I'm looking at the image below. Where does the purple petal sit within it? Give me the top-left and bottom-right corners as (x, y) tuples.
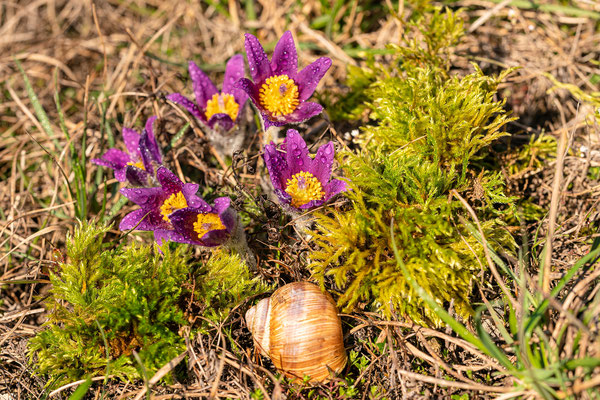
(297, 198), (324, 210)
(260, 102), (324, 127)
(154, 229), (193, 246)
(119, 208), (148, 230)
(189, 61), (218, 109)
(271, 31), (298, 78)
(234, 78), (261, 110)
(212, 197), (236, 236)
(207, 114), (235, 131)
(310, 142), (335, 184)
(156, 167), (183, 195)
(125, 166), (151, 187)
(139, 122), (162, 175)
(296, 57), (332, 101)
(262, 114), (287, 129)
(93, 149), (130, 169)
(153, 229), (174, 246)
(120, 187), (164, 208)
(200, 224), (232, 246)
(273, 188), (292, 206)
(167, 93), (205, 120)
(122, 128), (141, 156)
(233, 91), (249, 116)
(284, 129), (311, 176)
(232, 90), (249, 115)
(222, 54), (245, 93)
(263, 142), (289, 191)
(213, 197), (231, 215)
(244, 33), (272, 82)
(282, 101), (323, 124)
(144, 116), (162, 164)
(323, 179), (348, 201)
(119, 208), (167, 231)
(222, 55), (249, 111)
(114, 167), (127, 183)
(182, 183), (209, 209)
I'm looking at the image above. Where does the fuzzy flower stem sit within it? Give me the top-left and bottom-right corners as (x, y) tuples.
(223, 217), (257, 271)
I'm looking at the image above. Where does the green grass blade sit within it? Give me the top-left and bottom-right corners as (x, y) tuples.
(390, 220), (515, 371)
(67, 377), (93, 400)
(482, 0), (600, 20)
(14, 59), (59, 148)
(164, 122), (189, 153)
(474, 306), (517, 370)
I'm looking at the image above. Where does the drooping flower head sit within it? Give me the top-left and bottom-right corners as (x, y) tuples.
(92, 116), (162, 187)
(167, 55), (248, 131)
(263, 129), (348, 210)
(159, 198), (237, 247)
(235, 31), (332, 128)
(119, 166), (235, 247)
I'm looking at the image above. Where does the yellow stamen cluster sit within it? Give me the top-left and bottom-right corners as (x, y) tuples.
(284, 171), (325, 208)
(160, 192), (188, 222)
(127, 161), (145, 170)
(259, 75), (299, 116)
(205, 93), (239, 121)
(193, 213), (226, 239)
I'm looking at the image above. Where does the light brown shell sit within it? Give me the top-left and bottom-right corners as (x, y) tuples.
(245, 282), (347, 383)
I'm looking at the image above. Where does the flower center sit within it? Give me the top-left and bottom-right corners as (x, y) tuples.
(127, 161), (145, 170)
(205, 93), (239, 121)
(259, 75), (300, 116)
(193, 213), (226, 239)
(160, 192), (188, 222)
(284, 171), (325, 208)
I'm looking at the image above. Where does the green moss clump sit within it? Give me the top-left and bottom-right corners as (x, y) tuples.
(310, 7), (515, 326)
(194, 249), (272, 327)
(29, 222), (266, 387)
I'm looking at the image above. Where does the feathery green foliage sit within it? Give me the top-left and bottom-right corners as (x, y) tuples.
(310, 7), (515, 326)
(194, 249), (272, 327)
(29, 221), (267, 387)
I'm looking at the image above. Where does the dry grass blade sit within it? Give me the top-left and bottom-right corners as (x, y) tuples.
(542, 101), (575, 294)
(451, 190), (519, 309)
(48, 376), (112, 397)
(132, 351), (188, 400)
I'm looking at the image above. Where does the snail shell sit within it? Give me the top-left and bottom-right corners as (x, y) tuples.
(245, 282), (347, 383)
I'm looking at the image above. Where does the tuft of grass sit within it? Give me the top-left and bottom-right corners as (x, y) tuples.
(391, 193), (600, 399)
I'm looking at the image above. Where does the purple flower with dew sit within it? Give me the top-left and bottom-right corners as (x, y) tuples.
(119, 166), (205, 242)
(167, 55), (248, 131)
(235, 31), (332, 128)
(263, 129), (348, 210)
(157, 197), (237, 247)
(92, 116), (162, 187)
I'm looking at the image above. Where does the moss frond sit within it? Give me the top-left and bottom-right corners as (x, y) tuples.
(309, 7), (516, 327)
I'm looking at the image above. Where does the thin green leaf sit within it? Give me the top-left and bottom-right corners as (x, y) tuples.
(14, 59), (59, 148)
(67, 377), (93, 400)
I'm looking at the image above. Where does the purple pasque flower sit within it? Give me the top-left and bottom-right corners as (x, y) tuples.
(156, 197), (237, 247)
(119, 166), (205, 242)
(263, 129), (348, 210)
(92, 116), (162, 187)
(167, 55), (248, 131)
(235, 31), (332, 128)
